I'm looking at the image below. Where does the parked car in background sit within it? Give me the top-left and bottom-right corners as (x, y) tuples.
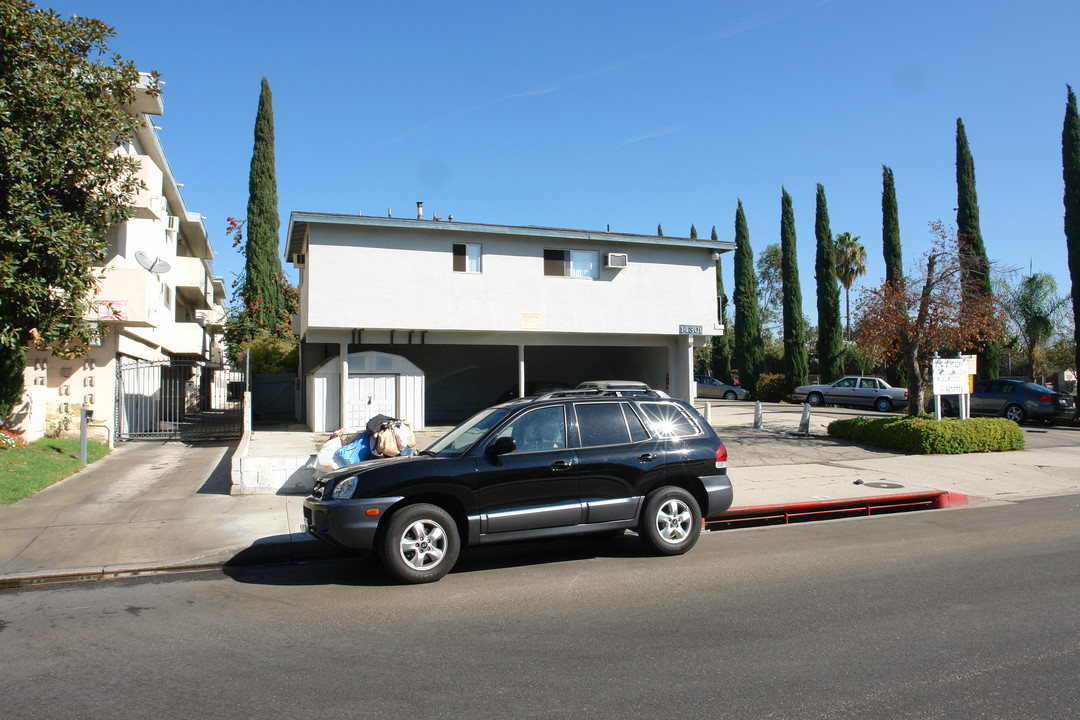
(575, 380), (669, 397)
(793, 376), (909, 412)
(694, 374), (750, 401)
(303, 390), (732, 583)
(943, 379), (1077, 424)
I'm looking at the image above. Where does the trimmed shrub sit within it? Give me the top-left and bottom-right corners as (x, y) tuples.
(754, 373), (788, 403)
(827, 414), (1024, 454)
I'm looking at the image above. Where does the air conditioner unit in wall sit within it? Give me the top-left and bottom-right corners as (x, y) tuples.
(605, 252), (628, 269)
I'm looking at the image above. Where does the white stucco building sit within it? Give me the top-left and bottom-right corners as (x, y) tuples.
(286, 210), (733, 431)
(15, 75), (228, 444)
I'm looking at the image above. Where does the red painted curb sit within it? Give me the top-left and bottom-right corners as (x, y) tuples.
(706, 491), (969, 528)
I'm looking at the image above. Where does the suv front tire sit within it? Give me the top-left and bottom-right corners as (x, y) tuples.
(380, 503), (460, 584)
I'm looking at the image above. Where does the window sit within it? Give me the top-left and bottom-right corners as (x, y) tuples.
(575, 402), (650, 447)
(452, 243), (482, 273)
(498, 406), (567, 453)
(544, 249), (599, 278)
(638, 402), (701, 438)
(859, 379), (880, 389)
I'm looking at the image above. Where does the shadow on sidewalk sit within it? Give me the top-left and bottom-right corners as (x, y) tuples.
(195, 441), (239, 495)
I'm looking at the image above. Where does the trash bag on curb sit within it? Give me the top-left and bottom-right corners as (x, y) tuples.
(335, 432), (373, 466)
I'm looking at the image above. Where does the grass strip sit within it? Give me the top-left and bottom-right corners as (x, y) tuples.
(0, 439), (110, 505)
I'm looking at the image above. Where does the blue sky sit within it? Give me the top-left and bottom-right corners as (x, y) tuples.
(43, 0), (1080, 324)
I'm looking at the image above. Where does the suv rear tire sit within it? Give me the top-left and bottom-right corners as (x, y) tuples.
(639, 486), (701, 555)
(380, 503), (460, 584)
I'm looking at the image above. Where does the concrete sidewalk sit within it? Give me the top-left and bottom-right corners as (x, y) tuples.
(3, 405), (1079, 588)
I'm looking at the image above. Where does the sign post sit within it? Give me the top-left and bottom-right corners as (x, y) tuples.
(932, 357), (969, 419)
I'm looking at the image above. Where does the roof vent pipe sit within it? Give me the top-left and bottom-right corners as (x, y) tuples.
(416, 201), (424, 220)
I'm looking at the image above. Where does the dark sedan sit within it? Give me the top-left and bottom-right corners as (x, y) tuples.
(944, 379), (1077, 424)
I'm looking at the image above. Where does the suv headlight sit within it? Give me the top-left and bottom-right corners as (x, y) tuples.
(331, 475), (358, 499)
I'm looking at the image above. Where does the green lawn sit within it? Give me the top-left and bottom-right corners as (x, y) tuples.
(0, 438), (110, 505)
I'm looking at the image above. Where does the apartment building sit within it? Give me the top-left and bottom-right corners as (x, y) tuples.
(18, 75), (230, 444)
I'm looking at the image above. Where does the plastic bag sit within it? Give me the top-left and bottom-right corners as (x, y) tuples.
(334, 432), (372, 466)
(311, 436), (343, 476)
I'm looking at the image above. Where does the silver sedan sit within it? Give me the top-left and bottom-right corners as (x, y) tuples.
(793, 376), (908, 412)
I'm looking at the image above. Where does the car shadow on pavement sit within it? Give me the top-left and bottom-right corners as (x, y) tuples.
(222, 533), (649, 588)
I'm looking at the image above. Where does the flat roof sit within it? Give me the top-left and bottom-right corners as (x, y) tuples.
(286, 211), (734, 262)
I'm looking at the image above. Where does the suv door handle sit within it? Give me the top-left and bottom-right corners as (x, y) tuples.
(638, 453), (657, 463)
(550, 460), (574, 471)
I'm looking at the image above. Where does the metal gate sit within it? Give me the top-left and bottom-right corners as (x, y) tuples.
(116, 358), (246, 441)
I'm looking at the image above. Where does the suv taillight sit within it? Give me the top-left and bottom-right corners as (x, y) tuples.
(716, 441), (727, 469)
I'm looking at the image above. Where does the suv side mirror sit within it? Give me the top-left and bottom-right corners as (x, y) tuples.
(487, 436), (516, 459)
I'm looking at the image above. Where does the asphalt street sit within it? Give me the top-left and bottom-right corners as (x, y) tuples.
(3, 493), (1078, 719)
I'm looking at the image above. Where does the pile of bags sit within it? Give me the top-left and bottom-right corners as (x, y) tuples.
(309, 413), (417, 477)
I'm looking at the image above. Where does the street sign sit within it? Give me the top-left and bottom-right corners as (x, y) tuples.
(933, 357), (969, 395)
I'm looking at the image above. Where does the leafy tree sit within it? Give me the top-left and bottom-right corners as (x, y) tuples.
(956, 118), (998, 378)
(710, 225), (733, 383)
(1004, 272), (1069, 382)
(1063, 85), (1080, 381)
(780, 188), (808, 390)
(834, 232), (866, 338)
(732, 201), (765, 394)
(0, 1), (151, 417)
(881, 165), (907, 387)
(755, 242), (783, 335)
(855, 221), (1006, 413)
(814, 184), (843, 381)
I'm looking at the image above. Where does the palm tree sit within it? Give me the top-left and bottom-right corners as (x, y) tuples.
(1006, 272), (1069, 381)
(834, 232), (866, 338)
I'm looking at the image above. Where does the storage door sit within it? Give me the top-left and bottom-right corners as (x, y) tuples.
(346, 374), (397, 428)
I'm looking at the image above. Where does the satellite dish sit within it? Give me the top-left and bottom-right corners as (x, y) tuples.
(135, 251), (172, 275)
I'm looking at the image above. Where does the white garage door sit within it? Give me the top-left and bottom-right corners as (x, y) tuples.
(346, 374), (397, 428)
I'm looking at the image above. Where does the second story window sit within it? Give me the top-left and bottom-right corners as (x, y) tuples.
(453, 243), (482, 273)
(544, 249), (598, 278)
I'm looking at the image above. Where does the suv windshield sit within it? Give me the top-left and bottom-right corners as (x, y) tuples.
(425, 407), (511, 457)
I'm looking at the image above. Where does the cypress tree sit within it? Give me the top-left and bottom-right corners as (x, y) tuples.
(1064, 86), (1080, 382)
(881, 165), (907, 387)
(780, 188), (808, 390)
(814, 184), (843, 381)
(690, 224), (697, 239)
(657, 224), (664, 237)
(956, 118), (998, 378)
(710, 225), (733, 383)
(242, 77), (285, 318)
(733, 201), (765, 394)
(882, 165), (903, 285)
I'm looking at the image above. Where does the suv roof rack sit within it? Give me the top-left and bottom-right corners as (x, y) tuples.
(534, 388), (668, 401)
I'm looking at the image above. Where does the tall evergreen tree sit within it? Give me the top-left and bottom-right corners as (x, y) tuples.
(689, 224), (697, 239)
(710, 225), (733, 383)
(1064, 85), (1080, 379)
(881, 165), (907, 386)
(882, 165), (903, 285)
(657, 224), (664, 237)
(241, 77), (285, 317)
(780, 189), (808, 390)
(733, 201), (765, 394)
(956, 118), (998, 378)
(814, 184), (843, 381)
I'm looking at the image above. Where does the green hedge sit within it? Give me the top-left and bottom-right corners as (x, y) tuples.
(827, 415), (1024, 454)
(754, 373), (788, 403)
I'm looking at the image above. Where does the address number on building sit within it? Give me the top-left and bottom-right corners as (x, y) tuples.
(679, 325), (703, 335)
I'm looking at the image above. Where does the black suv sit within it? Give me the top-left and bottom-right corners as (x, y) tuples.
(303, 389), (733, 583)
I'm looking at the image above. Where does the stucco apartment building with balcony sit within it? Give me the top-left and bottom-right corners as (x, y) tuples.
(17, 76), (228, 444)
(287, 207), (733, 432)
